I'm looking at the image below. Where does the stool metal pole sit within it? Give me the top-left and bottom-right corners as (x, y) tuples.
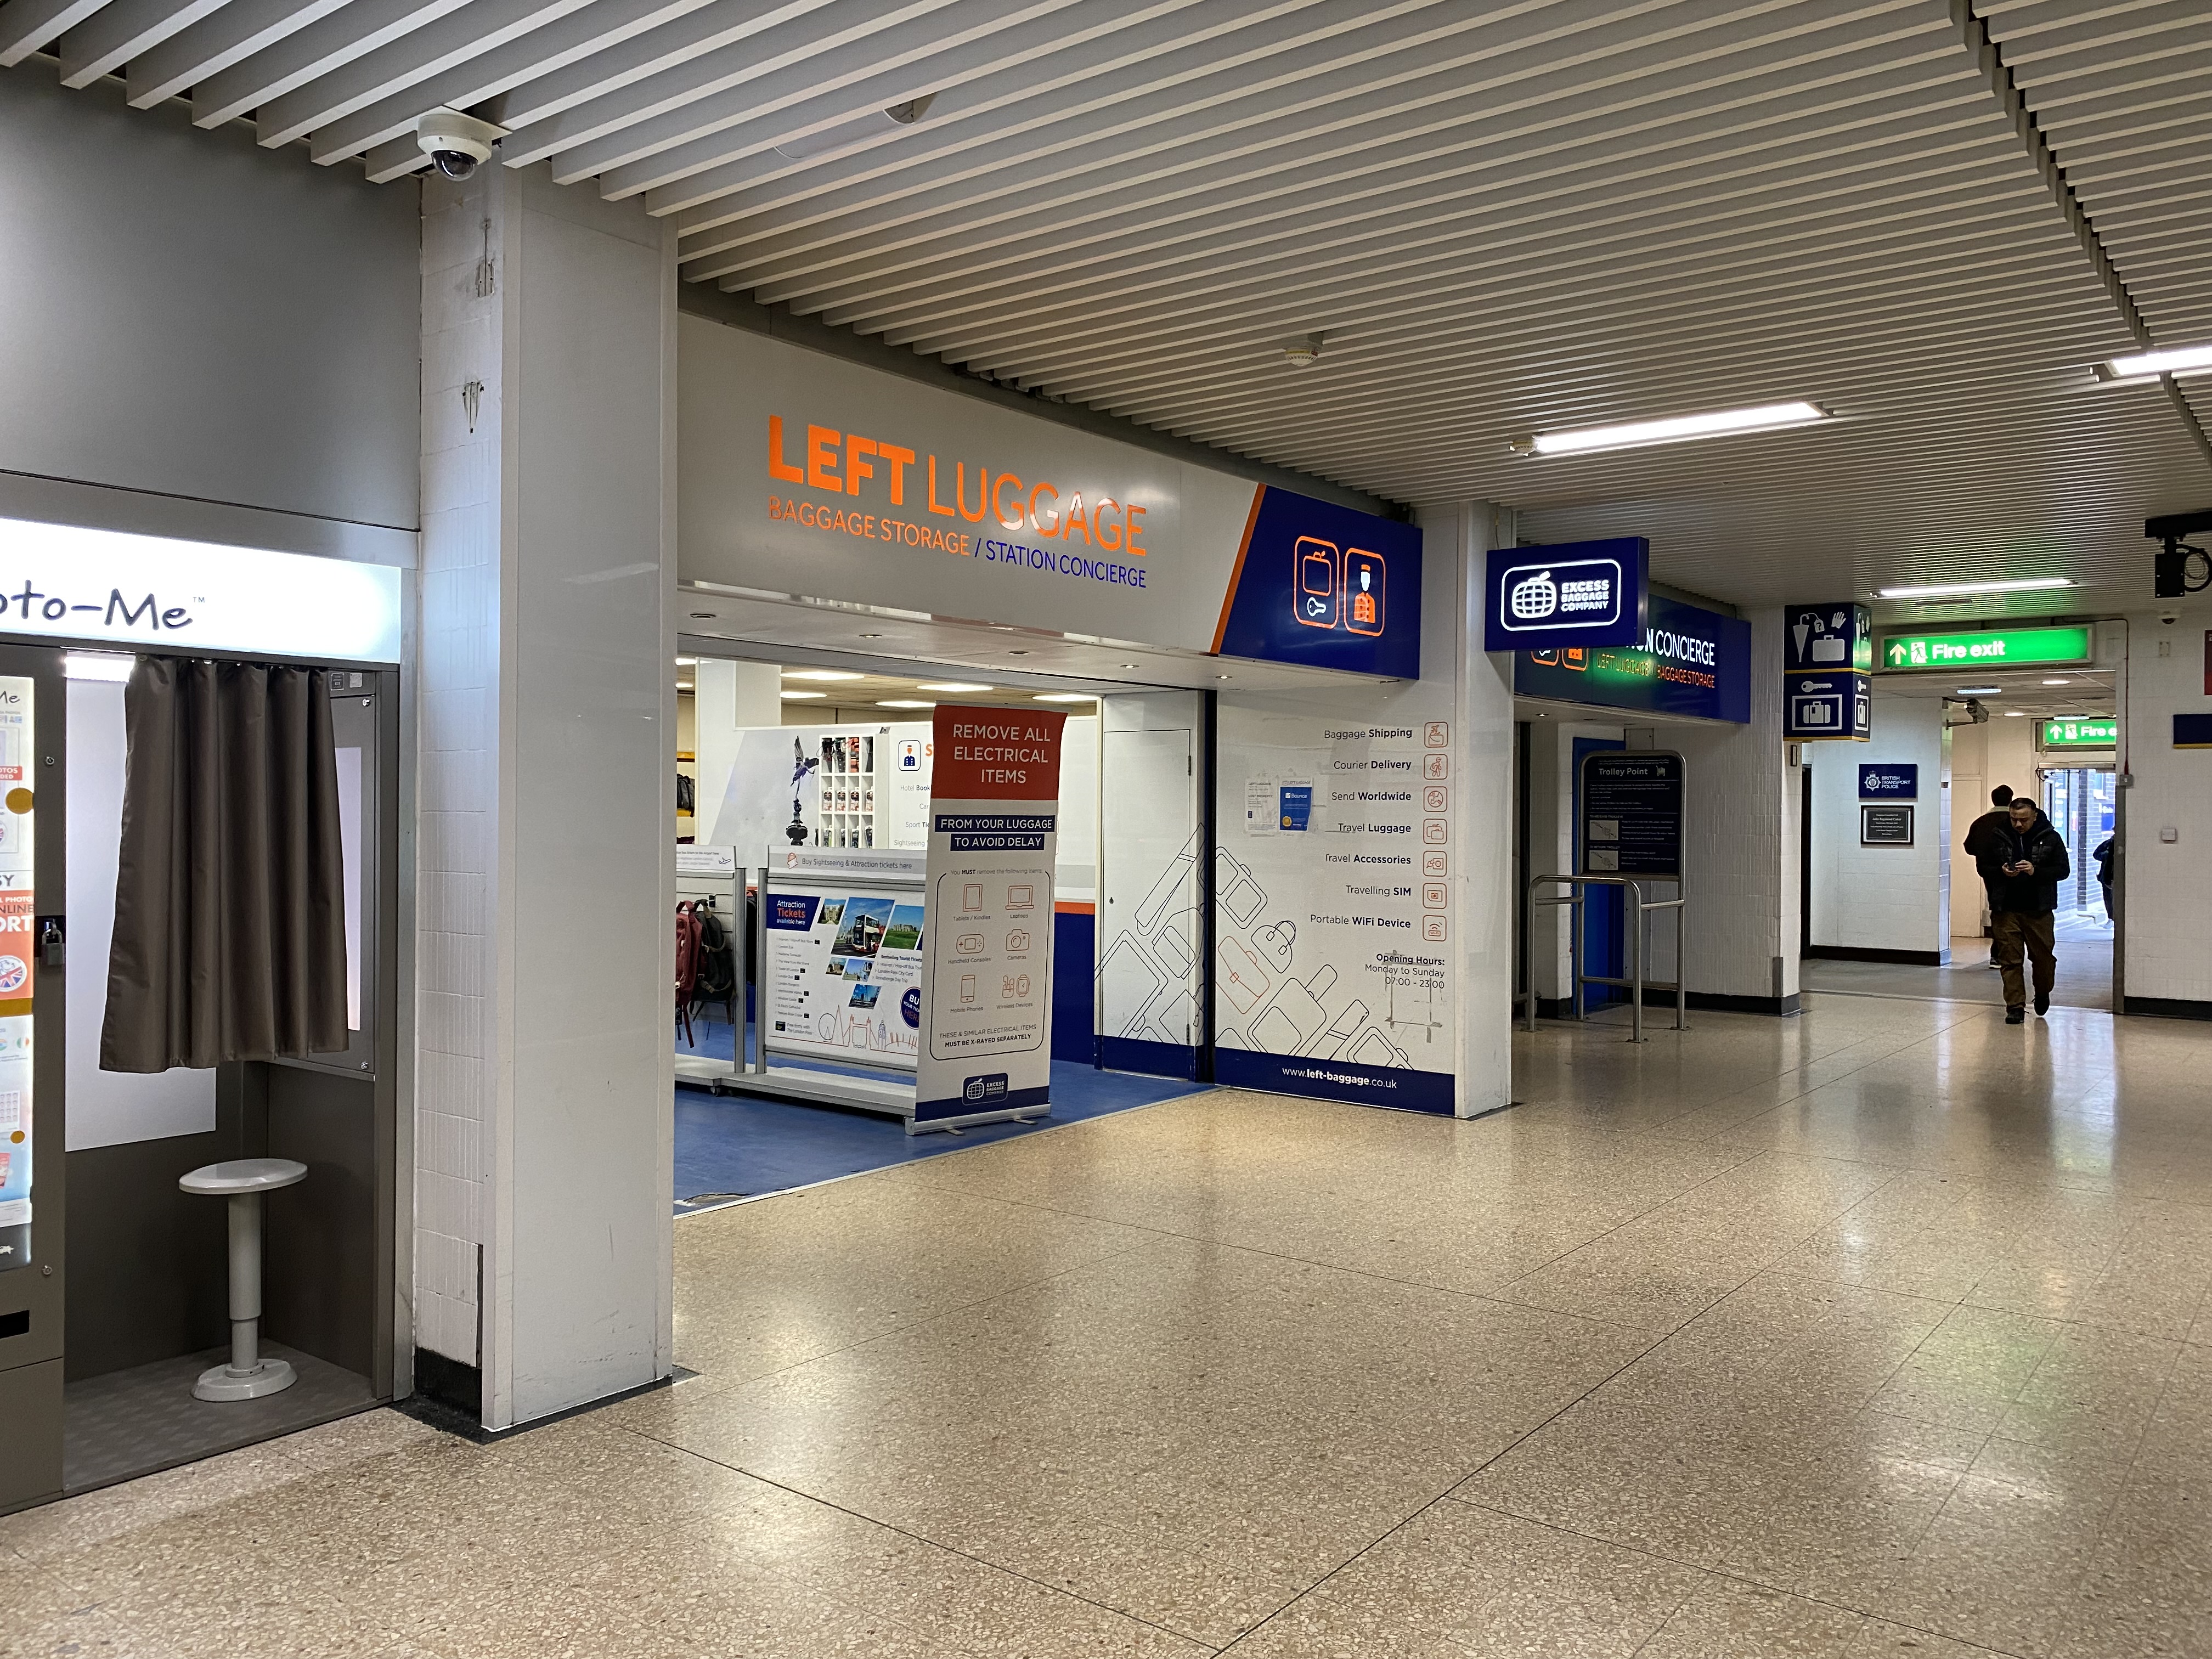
(228, 1189), (264, 1374)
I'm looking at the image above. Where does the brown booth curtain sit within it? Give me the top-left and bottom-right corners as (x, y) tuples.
(100, 657), (349, 1073)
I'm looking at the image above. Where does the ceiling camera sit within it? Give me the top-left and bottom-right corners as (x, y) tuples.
(2145, 510), (2212, 600)
(416, 109), (506, 181)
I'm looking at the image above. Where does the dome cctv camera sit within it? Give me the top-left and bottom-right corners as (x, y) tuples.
(416, 109), (506, 180)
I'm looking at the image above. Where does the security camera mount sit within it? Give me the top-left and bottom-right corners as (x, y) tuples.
(2145, 510), (2212, 600)
(415, 108), (507, 180)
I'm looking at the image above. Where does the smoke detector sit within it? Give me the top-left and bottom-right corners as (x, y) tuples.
(774, 95), (937, 161)
(1283, 333), (1325, 369)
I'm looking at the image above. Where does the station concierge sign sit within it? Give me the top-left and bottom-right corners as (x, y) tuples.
(1512, 593), (1750, 724)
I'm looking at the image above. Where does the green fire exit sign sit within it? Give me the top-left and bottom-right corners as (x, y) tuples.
(2042, 717), (2118, 748)
(1879, 624), (2093, 670)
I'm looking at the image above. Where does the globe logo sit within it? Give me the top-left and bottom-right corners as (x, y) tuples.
(1509, 569), (1557, 620)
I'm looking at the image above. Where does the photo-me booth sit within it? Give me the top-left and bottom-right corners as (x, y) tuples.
(0, 516), (403, 1514)
(664, 301), (1503, 1195)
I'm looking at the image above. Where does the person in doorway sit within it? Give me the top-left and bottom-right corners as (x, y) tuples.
(1989, 797), (2070, 1023)
(2092, 834), (2116, 922)
(1962, 785), (2017, 968)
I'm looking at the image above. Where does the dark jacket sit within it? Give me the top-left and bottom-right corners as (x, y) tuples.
(2093, 837), (2115, 885)
(1963, 807), (2018, 905)
(1984, 812), (2070, 914)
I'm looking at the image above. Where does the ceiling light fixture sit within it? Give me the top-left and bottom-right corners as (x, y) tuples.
(1033, 693), (1096, 703)
(2096, 342), (2212, 382)
(1007, 650), (1032, 657)
(2004, 710), (2027, 717)
(877, 699), (935, 709)
(780, 690), (827, 701)
(783, 669), (864, 681)
(858, 632), (883, 639)
(1876, 577), (2073, 599)
(1510, 400), (1829, 457)
(2042, 677), (2071, 685)
(674, 657), (697, 667)
(917, 682), (991, 692)
(1957, 685), (2004, 696)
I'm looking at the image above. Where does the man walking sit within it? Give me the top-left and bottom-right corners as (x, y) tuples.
(1962, 785), (2017, 968)
(1985, 796), (2070, 1023)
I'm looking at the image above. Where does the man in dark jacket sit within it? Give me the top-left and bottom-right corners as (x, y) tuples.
(1961, 785), (2016, 968)
(1984, 797), (2070, 1023)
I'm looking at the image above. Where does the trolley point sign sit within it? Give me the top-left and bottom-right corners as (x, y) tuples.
(1878, 624), (2093, 670)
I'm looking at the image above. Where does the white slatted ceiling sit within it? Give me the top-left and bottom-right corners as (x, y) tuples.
(3, 0), (2206, 617)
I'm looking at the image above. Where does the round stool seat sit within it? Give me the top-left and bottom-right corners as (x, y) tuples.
(179, 1158), (307, 1197)
(178, 1159), (307, 1402)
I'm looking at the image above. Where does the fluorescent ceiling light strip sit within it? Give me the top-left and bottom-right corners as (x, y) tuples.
(1877, 577), (2073, 599)
(62, 651), (136, 681)
(2100, 342), (2212, 381)
(1526, 400), (1827, 456)
(1957, 686), (2004, 695)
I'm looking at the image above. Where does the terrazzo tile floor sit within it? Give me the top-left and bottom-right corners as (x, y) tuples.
(6, 990), (2210, 1657)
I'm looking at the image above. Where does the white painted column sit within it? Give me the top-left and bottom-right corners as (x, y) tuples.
(2121, 603), (2211, 1010)
(692, 658), (782, 845)
(416, 163), (675, 1430)
(1418, 501), (1514, 1116)
(1655, 608), (1804, 1006)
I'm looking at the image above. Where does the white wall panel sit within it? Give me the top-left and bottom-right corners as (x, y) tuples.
(0, 67), (418, 530)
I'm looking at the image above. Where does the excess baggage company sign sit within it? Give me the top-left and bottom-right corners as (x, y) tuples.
(1483, 538), (1647, 652)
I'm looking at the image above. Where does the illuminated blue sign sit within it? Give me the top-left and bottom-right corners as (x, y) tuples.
(1484, 539), (1647, 652)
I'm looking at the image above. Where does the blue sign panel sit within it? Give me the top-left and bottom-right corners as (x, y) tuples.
(1277, 783), (1312, 831)
(1784, 601), (1874, 673)
(1858, 763), (1917, 799)
(1215, 487), (1421, 678)
(1512, 594), (1751, 724)
(1484, 538), (1647, 653)
(1785, 671), (1871, 741)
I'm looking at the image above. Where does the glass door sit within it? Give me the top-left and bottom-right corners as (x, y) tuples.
(0, 644), (65, 1514)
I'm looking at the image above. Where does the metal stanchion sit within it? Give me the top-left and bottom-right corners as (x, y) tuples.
(1524, 873), (1688, 1043)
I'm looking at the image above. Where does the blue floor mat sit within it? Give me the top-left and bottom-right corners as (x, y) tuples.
(672, 1035), (1205, 1211)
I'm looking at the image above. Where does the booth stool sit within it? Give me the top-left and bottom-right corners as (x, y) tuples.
(178, 1158), (308, 1402)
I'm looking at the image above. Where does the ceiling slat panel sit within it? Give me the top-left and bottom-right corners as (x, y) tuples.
(12, 0), (2204, 617)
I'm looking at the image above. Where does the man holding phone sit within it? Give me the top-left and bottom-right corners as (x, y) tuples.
(1984, 796), (2070, 1023)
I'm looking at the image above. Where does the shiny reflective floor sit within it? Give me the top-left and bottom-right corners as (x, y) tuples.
(6, 992), (2209, 1657)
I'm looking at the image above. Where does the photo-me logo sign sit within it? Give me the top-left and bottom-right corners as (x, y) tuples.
(1483, 538), (1647, 652)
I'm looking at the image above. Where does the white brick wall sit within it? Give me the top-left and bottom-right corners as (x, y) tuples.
(1660, 608), (1800, 1001)
(1807, 687), (1950, 957)
(413, 168), (505, 1367)
(2121, 600), (2212, 1005)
